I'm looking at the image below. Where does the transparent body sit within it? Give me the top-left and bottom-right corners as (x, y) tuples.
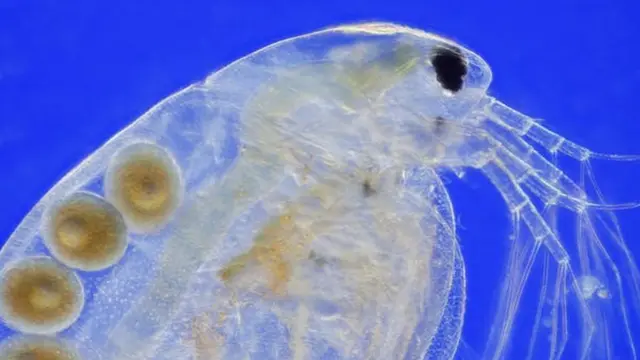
(0, 22), (638, 360)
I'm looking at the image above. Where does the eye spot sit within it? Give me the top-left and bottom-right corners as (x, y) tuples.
(430, 46), (467, 93)
(434, 116), (447, 135)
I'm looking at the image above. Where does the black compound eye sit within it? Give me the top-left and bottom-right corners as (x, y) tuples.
(430, 46), (467, 93)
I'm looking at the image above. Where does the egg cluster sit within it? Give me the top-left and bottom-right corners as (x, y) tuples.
(0, 142), (183, 360)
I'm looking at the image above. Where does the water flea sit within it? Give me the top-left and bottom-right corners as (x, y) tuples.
(0, 22), (636, 359)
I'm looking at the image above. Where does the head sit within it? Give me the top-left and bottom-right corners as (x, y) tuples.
(337, 22), (493, 119)
(324, 23), (494, 168)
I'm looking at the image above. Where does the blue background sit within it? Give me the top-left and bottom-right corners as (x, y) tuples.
(1, 0), (639, 357)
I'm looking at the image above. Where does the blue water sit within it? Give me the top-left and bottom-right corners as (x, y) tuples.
(1, 0), (639, 358)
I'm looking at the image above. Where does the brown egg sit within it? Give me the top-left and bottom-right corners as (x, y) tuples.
(42, 192), (128, 271)
(0, 257), (84, 335)
(105, 142), (183, 233)
(0, 336), (80, 360)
